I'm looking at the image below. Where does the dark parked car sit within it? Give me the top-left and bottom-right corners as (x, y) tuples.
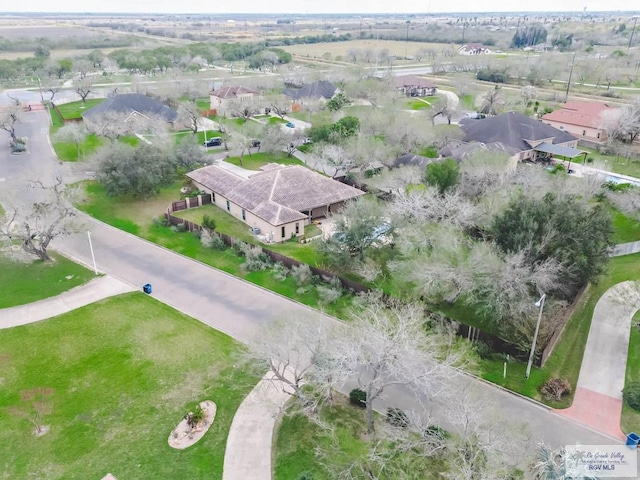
(204, 137), (222, 147)
(250, 140), (261, 148)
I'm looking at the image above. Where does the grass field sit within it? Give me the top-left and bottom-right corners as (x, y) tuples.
(56, 99), (105, 120)
(612, 208), (640, 244)
(282, 39), (453, 63)
(0, 293), (257, 479)
(0, 252), (94, 308)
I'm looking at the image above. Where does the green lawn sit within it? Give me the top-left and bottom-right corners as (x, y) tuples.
(268, 116), (288, 124)
(171, 205), (324, 267)
(53, 133), (104, 162)
(581, 147), (640, 179)
(406, 97), (432, 110)
(622, 311), (640, 434)
(482, 253), (640, 407)
(0, 253), (94, 308)
(56, 99), (105, 120)
(224, 152), (303, 171)
(612, 208), (640, 244)
(0, 293), (257, 479)
(274, 398), (448, 479)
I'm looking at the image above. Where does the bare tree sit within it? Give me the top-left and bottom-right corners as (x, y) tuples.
(244, 316), (331, 414)
(430, 96), (456, 125)
(227, 99), (259, 122)
(85, 111), (137, 140)
(0, 178), (76, 261)
(600, 99), (640, 144)
(315, 143), (353, 178)
(75, 77), (95, 105)
(177, 102), (201, 135)
(7, 387), (55, 436)
(479, 86), (505, 116)
(321, 293), (469, 434)
(0, 101), (22, 143)
(266, 94), (290, 120)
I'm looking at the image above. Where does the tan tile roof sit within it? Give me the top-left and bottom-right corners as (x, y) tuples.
(210, 86), (259, 99)
(187, 165), (365, 226)
(542, 101), (614, 130)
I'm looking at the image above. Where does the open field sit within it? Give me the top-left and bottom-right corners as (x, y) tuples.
(0, 25), (98, 39)
(0, 293), (257, 479)
(283, 39), (456, 62)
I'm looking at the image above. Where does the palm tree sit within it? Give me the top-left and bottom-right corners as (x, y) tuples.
(531, 443), (599, 480)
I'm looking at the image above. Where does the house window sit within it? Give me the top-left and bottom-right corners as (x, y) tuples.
(242, 209), (246, 221)
(212, 192), (215, 203)
(582, 130), (586, 136)
(281, 226), (286, 238)
(295, 223), (300, 234)
(226, 200), (230, 212)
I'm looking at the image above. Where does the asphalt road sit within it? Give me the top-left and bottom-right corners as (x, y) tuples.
(0, 108), (623, 452)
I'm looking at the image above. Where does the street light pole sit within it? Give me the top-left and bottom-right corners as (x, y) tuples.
(526, 294), (546, 379)
(87, 230), (98, 275)
(628, 16), (640, 55)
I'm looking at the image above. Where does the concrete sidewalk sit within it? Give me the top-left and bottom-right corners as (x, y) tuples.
(555, 281), (640, 439)
(611, 241), (640, 257)
(222, 371), (292, 480)
(0, 275), (136, 329)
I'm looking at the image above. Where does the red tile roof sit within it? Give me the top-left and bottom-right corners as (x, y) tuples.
(542, 101), (615, 130)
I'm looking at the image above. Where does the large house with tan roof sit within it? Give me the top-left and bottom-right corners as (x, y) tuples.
(186, 164), (365, 243)
(209, 85), (261, 111)
(541, 101), (615, 143)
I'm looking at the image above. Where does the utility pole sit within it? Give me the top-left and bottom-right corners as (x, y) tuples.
(628, 15), (640, 55)
(564, 50), (577, 103)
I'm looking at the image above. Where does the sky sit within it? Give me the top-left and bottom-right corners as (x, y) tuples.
(2, 0), (638, 15)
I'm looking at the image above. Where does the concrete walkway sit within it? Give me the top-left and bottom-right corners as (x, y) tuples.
(222, 371), (293, 480)
(555, 281), (640, 439)
(0, 275), (136, 329)
(612, 241), (640, 257)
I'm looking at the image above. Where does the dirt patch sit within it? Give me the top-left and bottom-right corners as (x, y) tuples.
(168, 400), (216, 450)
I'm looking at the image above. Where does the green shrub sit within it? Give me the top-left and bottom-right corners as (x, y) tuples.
(349, 388), (367, 408)
(474, 340), (493, 359)
(623, 381), (640, 411)
(210, 234), (227, 251)
(202, 214), (217, 231)
(387, 407), (409, 428)
(296, 473), (315, 480)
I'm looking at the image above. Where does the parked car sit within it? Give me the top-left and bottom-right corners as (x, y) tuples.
(302, 138), (313, 145)
(204, 137), (222, 147)
(250, 139), (261, 148)
(285, 122), (295, 128)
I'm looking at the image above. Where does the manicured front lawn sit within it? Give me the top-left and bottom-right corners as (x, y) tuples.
(53, 132), (104, 162)
(622, 311), (640, 434)
(0, 252), (94, 308)
(482, 253), (640, 407)
(224, 152), (303, 171)
(171, 205), (324, 267)
(0, 293), (257, 479)
(407, 97), (432, 110)
(56, 99), (105, 120)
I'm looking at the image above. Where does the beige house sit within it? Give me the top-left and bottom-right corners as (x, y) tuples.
(209, 86), (261, 112)
(186, 164), (365, 243)
(542, 101), (614, 143)
(458, 43), (492, 55)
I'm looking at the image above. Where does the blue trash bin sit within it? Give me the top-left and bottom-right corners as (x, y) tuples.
(143, 283), (152, 294)
(626, 432), (640, 449)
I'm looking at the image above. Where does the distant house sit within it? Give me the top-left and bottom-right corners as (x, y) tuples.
(458, 43), (492, 55)
(392, 75), (437, 97)
(82, 93), (178, 129)
(209, 85), (261, 111)
(186, 164), (365, 243)
(459, 111), (584, 166)
(283, 80), (337, 102)
(541, 101), (615, 143)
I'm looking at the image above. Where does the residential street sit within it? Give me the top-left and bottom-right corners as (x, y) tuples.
(0, 106), (623, 451)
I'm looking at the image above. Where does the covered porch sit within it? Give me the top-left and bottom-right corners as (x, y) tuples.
(534, 142), (588, 173)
